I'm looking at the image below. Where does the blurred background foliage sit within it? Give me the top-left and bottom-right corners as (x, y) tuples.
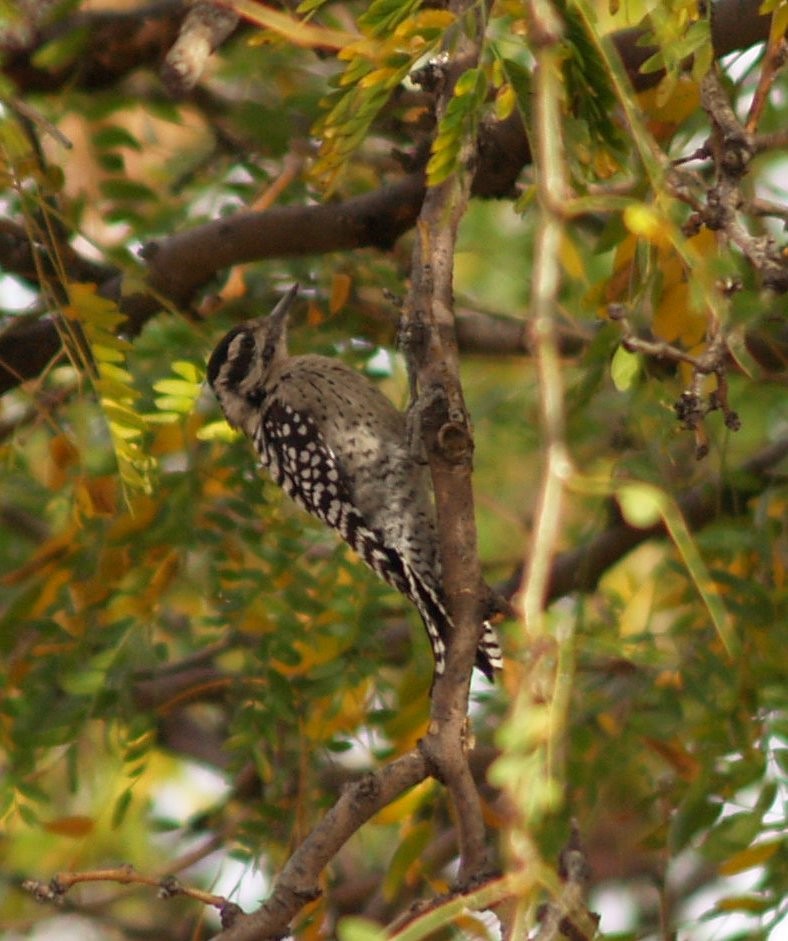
(0, 0), (786, 939)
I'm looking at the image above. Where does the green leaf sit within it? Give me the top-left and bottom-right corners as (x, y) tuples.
(18, 802), (41, 827)
(172, 360), (203, 382)
(337, 916), (386, 941)
(153, 378), (201, 398)
(610, 344), (640, 391)
(617, 482), (738, 657)
(60, 663), (109, 696)
(383, 821), (432, 900)
(670, 789), (723, 853)
(426, 70), (487, 186)
(92, 125), (143, 151)
(702, 791), (777, 860)
(358, 0), (420, 35)
(111, 788), (133, 829)
(31, 26), (89, 71)
(99, 179), (157, 202)
(617, 482), (663, 528)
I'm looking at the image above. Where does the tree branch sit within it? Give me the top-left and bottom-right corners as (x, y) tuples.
(398, 0), (495, 890)
(214, 751), (429, 940)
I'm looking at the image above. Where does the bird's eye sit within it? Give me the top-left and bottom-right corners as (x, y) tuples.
(238, 333), (256, 355)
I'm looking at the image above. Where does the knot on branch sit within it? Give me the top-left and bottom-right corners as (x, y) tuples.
(220, 901), (244, 929)
(416, 385), (473, 465)
(22, 877), (65, 905)
(351, 772), (381, 805)
(438, 420), (472, 463)
(158, 874), (182, 899)
(719, 130), (754, 177)
(703, 184), (735, 229)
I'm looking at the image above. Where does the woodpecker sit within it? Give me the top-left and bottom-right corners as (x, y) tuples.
(207, 284), (502, 681)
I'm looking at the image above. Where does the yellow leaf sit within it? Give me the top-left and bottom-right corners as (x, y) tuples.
(718, 839), (781, 875)
(230, 0), (355, 49)
(715, 895), (771, 913)
(559, 232), (586, 282)
(272, 626), (348, 677)
(623, 204), (671, 247)
(47, 434), (79, 489)
(769, 0), (788, 45)
(92, 343), (127, 363)
(597, 712), (621, 736)
(330, 273), (352, 313)
(655, 670), (683, 689)
(683, 226), (719, 268)
(619, 579), (655, 637)
(43, 815), (95, 837)
(1, 529), (76, 585)
(32, 568), (71, 617)
(106, 497), (157, 540)
(65, 282), (126, 331)
(653, 281), (691, 342)
(302, 683), (370, 739)
(637, 75), (700, 140)
(307, 301), (326, 326)
(393, 9), (454, 35)
(338, 38), (378, 62)
(153, 378), (201, 397)
(605, 232), (638, 304)
(494, 83), (516, 121)
(74, 476), (117, 518)
(172, 360), (202, 382)
(358, 67), (399, 89)
(238, 599), (277, 636)
(644, 736), (700, 780)
(98, 361), (135, 386)
(372, 778), (434, 825)
(148, 550), (180, 599)
(617, 482), (664, 528)
(196, 420), (239, 442)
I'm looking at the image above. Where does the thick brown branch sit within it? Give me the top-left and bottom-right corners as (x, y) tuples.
(214, 751), (429, 940)
(141, 172), (428, 306)
(0, 218), (113, 288)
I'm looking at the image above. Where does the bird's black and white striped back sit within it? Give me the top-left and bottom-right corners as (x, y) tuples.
(254, 398), (502, 680)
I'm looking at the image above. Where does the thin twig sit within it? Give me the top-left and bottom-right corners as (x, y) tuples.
(22, 864), (242, 926)
(744, 32), (787, 133)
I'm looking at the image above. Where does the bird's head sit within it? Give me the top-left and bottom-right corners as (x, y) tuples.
(207, 284), (298, 429)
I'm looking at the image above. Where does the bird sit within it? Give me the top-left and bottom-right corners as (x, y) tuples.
(206, 284), (502, 682)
